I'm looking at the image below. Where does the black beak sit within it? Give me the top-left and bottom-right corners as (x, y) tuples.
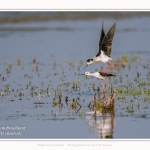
(84, 64), (88, 70)
(78, 73), (85, 76)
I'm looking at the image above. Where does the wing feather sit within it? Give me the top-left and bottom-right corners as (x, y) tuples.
(96, 21), (105, 57)
(98, 22), (116, 57)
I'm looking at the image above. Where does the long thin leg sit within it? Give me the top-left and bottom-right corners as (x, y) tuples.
(101, 79), (108, 106)
(100, 79), (104, 93)
(100, 68), (109, 73)
(107, 61), (114, 69)
(100, 61), (114, 73)
(103, 79), (107, 92)
(101, 79), (107, 93)
(100, 79), (108, 93)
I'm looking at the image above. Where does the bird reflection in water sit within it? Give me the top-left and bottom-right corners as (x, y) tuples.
(86, 89), (116, 139)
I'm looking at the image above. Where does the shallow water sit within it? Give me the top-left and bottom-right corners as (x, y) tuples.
(0, 12), (150, 139)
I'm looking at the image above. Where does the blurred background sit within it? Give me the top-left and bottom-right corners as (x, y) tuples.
(0, 11), (150, 23)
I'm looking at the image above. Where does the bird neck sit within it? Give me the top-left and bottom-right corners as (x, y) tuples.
(93, 56), (101, 62)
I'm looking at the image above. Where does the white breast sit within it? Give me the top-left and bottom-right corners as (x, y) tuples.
(94, 72), (105, 80)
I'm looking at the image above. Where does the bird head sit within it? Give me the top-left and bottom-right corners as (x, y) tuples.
(78, 71), (90, 76)
(84, 59), (93, 70)
(85, 72), (90, 76)
(87, 59), (94, 65)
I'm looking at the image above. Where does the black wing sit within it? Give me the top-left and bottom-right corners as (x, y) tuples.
(99, 72), (115, 77)
(98, 22), (116, 57)
(95, 21), (105, 57)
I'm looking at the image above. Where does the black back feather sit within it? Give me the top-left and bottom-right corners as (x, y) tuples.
(99, 72), (115, 77)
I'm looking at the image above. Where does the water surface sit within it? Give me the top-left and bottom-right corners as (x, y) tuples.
(0, 12), (150, 139)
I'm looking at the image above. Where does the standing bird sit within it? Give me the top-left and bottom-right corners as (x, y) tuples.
(79, 71), (115, 92)
(84, 22), (116, 73)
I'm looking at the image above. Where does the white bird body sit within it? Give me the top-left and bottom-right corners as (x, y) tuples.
(81, 71), (115, 92)
(85, 72), (105, 80)
(93, 50), (113, 64)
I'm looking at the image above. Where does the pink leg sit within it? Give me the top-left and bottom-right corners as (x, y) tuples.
(101, 80), (108, 92)
(103, 79), (108, 92)
(100, 61), (114, 73)
(100, 80), (104, 92)
(101, 80), (109, 103)
(101, 79), (108, 93)
(107, 61), (114, 69)
(100, 68), (109, 73)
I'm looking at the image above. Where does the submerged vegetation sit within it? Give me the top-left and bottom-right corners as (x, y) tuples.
(0, 51), (149, 140)
(0, 53), (149, 119)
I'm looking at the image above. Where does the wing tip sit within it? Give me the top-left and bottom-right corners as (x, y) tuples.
(113, 22), (116, 28)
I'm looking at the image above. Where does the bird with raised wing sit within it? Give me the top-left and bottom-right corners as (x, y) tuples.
(84, 22), (116, 73)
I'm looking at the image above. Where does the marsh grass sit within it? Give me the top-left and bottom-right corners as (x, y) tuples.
(0, 54), (149, 119)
